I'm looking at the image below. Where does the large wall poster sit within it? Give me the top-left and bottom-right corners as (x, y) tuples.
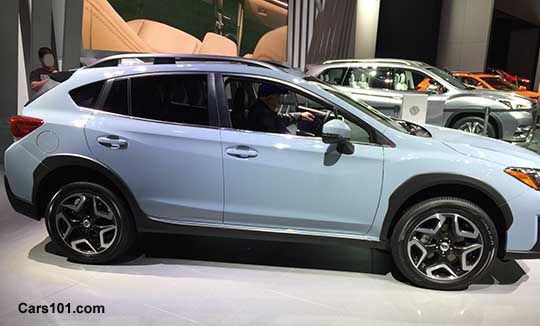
(81, 0), (288, 61)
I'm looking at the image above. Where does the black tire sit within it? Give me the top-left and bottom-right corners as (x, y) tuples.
(452, 116), (497, 138)
(45, 181), (136, 264)
(390, 197), (498, 290)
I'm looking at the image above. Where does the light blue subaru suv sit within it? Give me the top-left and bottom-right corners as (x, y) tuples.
(5, 54), (540, 290)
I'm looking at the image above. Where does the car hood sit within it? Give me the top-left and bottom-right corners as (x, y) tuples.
(423, 124), (540, 167)
(514, 90), (539, 99)
(469, 89), (532, 102)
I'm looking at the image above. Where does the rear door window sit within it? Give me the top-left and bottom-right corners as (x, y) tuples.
(102, 79), (128, 115)
(130, 74), (210, 126)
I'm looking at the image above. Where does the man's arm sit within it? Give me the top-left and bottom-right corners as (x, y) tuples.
(277, 111), (315, 126)
(276, 112), (301, 126)
(31, 79), (48, 91)
(29, 70), (48, 91)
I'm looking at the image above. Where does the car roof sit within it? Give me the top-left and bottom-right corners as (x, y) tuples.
(321, 58), (430, 68)
(451, 72), (474, 76)
(471, 73), (500, 79)
(67, 54), (306, 89)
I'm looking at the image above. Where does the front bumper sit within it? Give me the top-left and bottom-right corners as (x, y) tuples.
(4, 176), (39, 220)
(504, 214), (540, 259)
(494, 109), (534, 143)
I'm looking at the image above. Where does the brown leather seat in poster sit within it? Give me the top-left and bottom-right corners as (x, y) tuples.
(247, 26), (287, 62)
(82, 0), (237, 56)
(82, 0), (151, 52)
(126, 19), (201, 54)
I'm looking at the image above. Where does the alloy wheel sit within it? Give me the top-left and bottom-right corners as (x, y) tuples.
(458, 121), (484, 135)
(406, 213), (484, 281)
(54, 193), (118, 255)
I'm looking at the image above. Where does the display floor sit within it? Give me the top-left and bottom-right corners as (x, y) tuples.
(1, 176), (540, 325)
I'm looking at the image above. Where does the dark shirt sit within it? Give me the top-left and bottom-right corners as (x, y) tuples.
(29, 67), (55, 83)
(248, 99), (301, 134)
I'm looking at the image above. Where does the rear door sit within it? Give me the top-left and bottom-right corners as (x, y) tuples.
(83, 73), (224, 224)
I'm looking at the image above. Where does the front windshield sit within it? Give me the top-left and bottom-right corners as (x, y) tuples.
(306, 77), (409, 134)
(426, 66), (468, 90)
(481, 77), (519, 91)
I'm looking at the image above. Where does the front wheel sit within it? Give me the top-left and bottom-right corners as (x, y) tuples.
(452, 116), (497, 138)
(45, 182), (136, 264)
(390, 197), (498, 290)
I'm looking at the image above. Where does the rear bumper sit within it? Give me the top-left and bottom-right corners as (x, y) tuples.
(4, 176), (39, 220)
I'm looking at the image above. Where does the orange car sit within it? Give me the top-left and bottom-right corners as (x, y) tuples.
(452, 72), (538, 103)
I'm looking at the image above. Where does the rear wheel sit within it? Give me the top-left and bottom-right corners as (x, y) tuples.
(390, 197), (498, 290)
(45, 182), (136, 263)
(452, 116), (497, 138)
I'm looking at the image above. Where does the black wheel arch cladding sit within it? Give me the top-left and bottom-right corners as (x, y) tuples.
(380, 173), (513, 242)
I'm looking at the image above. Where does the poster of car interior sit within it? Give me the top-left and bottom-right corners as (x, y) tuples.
(81, 0), (288, 63)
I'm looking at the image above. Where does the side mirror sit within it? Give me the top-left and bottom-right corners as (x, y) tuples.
(322, 119), (354, 155)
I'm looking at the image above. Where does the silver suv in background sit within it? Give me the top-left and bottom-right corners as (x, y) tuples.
(307, 59), (535, 142)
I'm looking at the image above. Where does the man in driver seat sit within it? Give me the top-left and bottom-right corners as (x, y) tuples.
(249, 83), (314, 134)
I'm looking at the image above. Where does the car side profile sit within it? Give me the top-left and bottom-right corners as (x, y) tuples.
(307, 59), (535, 142)
(486, 67), (531, 90)
(452, 72), (539, 103)
(5, 54), (540, 290)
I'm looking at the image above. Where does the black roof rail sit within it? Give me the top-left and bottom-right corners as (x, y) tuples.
(85, 53), (285, 71)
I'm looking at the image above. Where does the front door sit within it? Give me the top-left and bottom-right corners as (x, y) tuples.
(218, 76), (384, 235)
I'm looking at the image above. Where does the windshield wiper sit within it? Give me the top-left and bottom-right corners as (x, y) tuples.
(394, 119), (432, 137)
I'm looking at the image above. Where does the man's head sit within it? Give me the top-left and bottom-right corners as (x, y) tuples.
(38, 47), (55, 69)
(258, 83), (288, 112)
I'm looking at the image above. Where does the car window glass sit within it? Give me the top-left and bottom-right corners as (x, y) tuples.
(103, 79), (128, 115)
(426, 66), (467, 90)
(464, 77), (482, 88)
(131, 74), (209, 126)
(393, 68), (446, 93)
(344, 67), (394, 90)
(69, 81), (104, 108)
(393, 68), (435, 92)
(482, 77), (518, 91)
(319, 68), (347, 85)
(224, 77), (372, 143)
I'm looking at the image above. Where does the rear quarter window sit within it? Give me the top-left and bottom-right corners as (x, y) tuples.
(69, 81), (105, 108)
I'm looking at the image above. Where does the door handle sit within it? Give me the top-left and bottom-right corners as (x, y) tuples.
(97, 135), (128, 150)
(225, 146), (258, 158)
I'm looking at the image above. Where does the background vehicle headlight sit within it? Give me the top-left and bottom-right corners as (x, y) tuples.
(516, 103), (532, 110)
(504, 167), (540, 190)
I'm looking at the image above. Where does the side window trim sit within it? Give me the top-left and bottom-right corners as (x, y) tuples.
(127, 77), (132, 116)
(94, 77), (130, 115)
(216, 73), (383, 146)
(214, 73), (232, 128)
(95, 78), (113, 110)
(207, 73), (221, 128)
(341, 67), (350, 86)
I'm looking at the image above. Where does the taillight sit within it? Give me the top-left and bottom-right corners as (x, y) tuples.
(9, 115), (44, 139)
